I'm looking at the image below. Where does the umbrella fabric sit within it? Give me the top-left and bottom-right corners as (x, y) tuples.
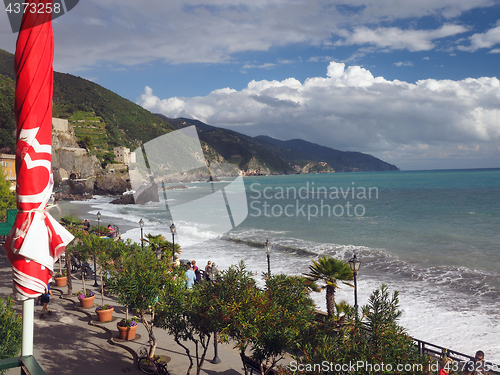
(3, 1), (74, 300)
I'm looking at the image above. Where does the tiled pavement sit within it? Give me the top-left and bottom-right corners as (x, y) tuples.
(0, 253), (250, 375)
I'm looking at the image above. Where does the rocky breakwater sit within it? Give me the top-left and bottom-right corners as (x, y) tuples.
(110, 181), (160, 205)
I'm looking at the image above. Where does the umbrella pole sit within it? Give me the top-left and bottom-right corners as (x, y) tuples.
(21, 299), (34, 355)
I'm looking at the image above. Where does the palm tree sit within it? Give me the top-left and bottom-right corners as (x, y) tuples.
(303, 256), (353, 317)
(144, 233), (168, 258)
(143, 233), (181, 260)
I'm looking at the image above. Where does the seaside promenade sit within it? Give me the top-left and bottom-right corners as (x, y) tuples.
(0, 253), (252, 375)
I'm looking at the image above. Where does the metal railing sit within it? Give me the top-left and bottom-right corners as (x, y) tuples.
(314, 311), (500, 374)
(414, 338), (500, 375)
(0, 355), (47, 375)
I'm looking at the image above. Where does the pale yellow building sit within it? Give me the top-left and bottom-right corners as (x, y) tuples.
(0, 154), (16, 181)
(114, 146), (136, 164)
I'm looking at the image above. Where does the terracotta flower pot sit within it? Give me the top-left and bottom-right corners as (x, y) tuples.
(54, 276), (67, 287)
(79, 295), (95, 308)
(117, 324), (137, 340)
(96, 307), (114, 322)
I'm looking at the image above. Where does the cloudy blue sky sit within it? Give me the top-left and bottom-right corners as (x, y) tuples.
(1, 0), (500, 170)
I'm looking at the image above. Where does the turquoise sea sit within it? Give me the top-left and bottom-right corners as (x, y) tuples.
(62, 168), (500, 362)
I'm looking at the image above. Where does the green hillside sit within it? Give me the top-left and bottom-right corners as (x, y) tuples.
(0, 74), (15, 152)
(0, 49), (176, 153)
(162, 116), (295, 173)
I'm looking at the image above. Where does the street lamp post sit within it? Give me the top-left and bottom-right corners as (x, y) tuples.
(265, 239), (271, 275)
(348, 254), (361, 316)
(94, 212), (101, 287)
(170, 223), (176, 263)
(211, 332), (221, 364)
(139, 218), (144, 250)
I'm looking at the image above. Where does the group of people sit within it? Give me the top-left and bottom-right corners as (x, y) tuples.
(82, 219), (118, 238)
(184, 260), (219, 289)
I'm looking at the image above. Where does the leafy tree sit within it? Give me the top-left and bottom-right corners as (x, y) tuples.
(101, 152), (116, 168)
(0, 297), (22, 371)
(282, 284), (430, 375)
(143, 233), (179, 260)
(361, 284), (419, 364)
(70, 230), (104, 294)
(62, 224), (84, 297)
(107, 246), (170, 358)
(0, 165), (15, 222)
(303, 256), (353, 317)
(251, 274), (316, 375)
(208, 261), (261, 371)
(0, 75), (16, 152)
(60, 214), (82, 228)
(97, 238), (138, 310)
(154, 269), (215, 375)
(207, 262), (316, 375)
(77, 135), (94, 150)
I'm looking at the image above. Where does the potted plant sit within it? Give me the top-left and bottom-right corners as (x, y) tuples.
(95, 303), (114, 322)
(54, 270), (68, 287)
(117, 317), (138, 340)
(77, 290), (95, 308)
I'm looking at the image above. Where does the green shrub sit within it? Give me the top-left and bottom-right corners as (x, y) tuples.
(0, 297), (22, 370)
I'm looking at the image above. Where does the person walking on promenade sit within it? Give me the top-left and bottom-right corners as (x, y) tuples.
(107, 224), (115, 237)
(210, 262), (218, 283)
(185, 262), (196, 290)
(204, 261), (212, 281)
(464, 350), (486, 375)
(191, 260), (198, 272)
(82, 219), (91, 232)
(39, 283), (54, 318)
(439, 358), (454, 375)
(195, 267), (202, 284)
(173, 254), (180, 268)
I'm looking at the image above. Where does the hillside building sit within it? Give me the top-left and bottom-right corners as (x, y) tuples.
(114, 146), (136, 164)
(0, 154), (15, 181)
(52, 117), (69, 132)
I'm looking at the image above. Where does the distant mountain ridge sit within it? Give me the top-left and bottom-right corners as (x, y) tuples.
(160, 116), (399, 173)
(253, 136), (398, 172)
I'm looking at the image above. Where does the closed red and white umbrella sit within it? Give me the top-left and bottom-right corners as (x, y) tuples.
(3, 1), (73, 301)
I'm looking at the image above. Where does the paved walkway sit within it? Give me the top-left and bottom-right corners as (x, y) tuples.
(0, 253), (250, 375)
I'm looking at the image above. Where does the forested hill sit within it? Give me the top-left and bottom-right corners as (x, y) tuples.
(161, 116), (399, 173)
(253, 136), (399, 172)
(0, 48), (175, 152)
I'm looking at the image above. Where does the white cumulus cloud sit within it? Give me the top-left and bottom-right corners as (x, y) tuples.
(458, 23), (500, 52)
(137, 61), (500, 170)
(337, 24), (469, 52)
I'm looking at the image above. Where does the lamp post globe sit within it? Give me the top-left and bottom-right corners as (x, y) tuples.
(348, 254), (361, 314)
(139, 218), (144, 250)
(170, 223), (176, 263)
